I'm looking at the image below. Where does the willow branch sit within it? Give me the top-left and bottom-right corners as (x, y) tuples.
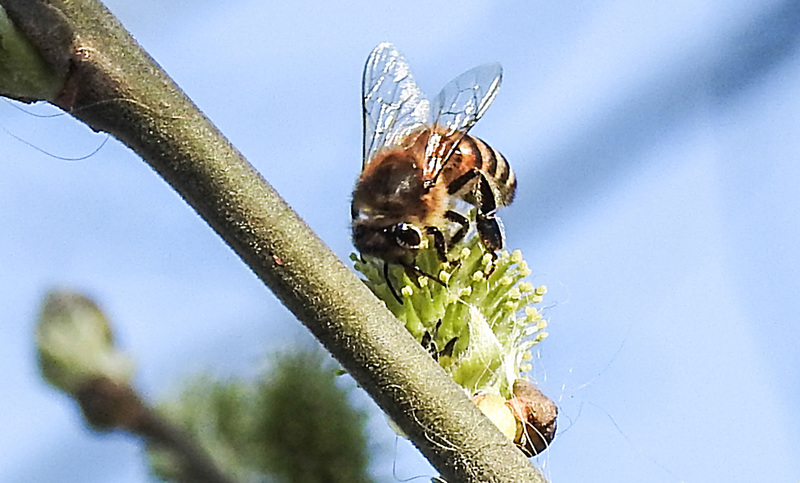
(0, 1), (545, 481)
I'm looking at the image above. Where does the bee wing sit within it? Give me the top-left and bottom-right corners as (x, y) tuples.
(362, 43), (431, 168)
(424, 62), (503, 177)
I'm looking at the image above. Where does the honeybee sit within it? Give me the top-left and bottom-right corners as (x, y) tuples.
(352, 43), (516, 301)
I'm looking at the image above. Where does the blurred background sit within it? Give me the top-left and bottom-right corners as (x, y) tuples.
(2, 0), (799, 481)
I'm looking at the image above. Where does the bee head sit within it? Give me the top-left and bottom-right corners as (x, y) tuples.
(352, 221), (422, 263)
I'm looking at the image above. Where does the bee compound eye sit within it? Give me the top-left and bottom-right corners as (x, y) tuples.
(393, 223), (422, 249)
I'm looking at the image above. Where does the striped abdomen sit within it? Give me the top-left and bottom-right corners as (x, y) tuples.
(443, 134), (516, 207)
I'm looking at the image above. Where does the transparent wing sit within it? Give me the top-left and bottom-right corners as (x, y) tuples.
(425, 63), (503, 177)
(362, 43), (430, 167)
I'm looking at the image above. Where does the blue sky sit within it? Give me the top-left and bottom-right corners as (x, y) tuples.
(2, 1), (799, 481)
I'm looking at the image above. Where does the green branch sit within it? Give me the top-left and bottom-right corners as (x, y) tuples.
(1, 1), (546, 481)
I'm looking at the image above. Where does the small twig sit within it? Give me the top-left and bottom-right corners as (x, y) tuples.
(75, 376), (233, 483)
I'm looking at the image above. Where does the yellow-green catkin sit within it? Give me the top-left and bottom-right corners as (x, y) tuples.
(352, 227), (548, 399)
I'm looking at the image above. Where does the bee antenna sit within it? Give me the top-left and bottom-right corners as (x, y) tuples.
(383, 262), (446, 306)
(383, 263), (404, 304)
(403, 263), (446, 288)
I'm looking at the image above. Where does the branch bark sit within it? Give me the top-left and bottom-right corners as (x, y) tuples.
(1, 1), (546, 481)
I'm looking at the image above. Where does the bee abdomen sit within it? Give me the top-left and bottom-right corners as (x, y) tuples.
(462, 135), (516, 206)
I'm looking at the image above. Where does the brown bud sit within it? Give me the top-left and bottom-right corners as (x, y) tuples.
(507, 379), (557, 456)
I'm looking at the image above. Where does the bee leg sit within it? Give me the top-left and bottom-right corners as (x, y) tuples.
(421, 330), (439, 361)
(476, 212), (503, 274)
(444, 210), (470, 246)
(472, 172), (505, 275)
(421, 329), (432, 349)
(447, 168), (504, 252)
(383, 262), (404, 304)
(425, 226), (448, 262)
(447, 168), (480, 196)
(474, 171), (504, 253)
(476, 213), (504, 253)
(440, 336), (458, 359)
